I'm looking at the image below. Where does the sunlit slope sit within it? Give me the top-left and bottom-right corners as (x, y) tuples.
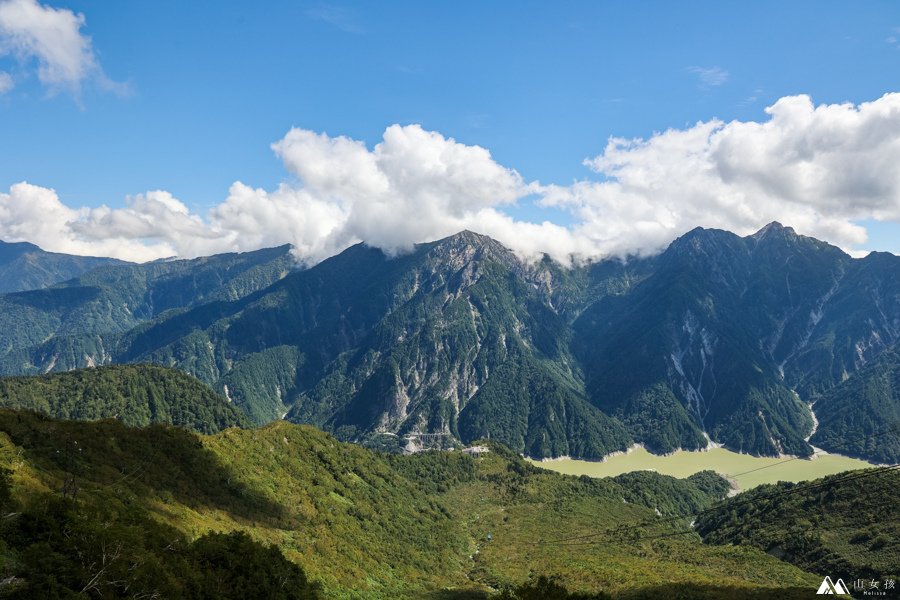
(0, 411), (823, 598)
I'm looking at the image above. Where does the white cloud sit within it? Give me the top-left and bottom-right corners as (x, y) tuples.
(0, 69), (11, 92)
(272, 123), (533, 257)
(0, 0), (115, 95)
(888, 28), (900, 48)
(542, 93), (900, 255)
(688, 66), (729, 89)
(3, 93), (900, 264)
(0, 182), (177, 261)
(305, 4), (363, 34)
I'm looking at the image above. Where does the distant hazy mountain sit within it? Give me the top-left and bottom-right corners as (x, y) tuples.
(0, 244), (296, 375)
(0, 239), (126, 293)
(0, 226), (897, 461)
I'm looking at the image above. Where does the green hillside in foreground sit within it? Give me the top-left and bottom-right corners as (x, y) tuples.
(0, 410), (827, 599)
(0, 365), (249, 434)
(696, 468), (900, 583)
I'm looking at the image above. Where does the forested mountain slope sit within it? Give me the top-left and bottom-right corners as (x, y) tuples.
(0, 364), (248, 433)
(0, 244), (296, 375)
(697, 468), (900, 583)
(0, 225), (897, 461)
(116, 231), (638, 452)
(573, 223), (899, 458)
(810, 347), (900, 463)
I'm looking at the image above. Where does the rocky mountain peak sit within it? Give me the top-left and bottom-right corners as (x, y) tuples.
(425, 230), (520, 271)
(664, 226), (746, 262)
(749, 221), (797, 243)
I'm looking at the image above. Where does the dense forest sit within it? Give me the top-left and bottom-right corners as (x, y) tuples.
(0, 364), (248, 433)
(697, 469), (900, 583)
(810, 349), (900, 463)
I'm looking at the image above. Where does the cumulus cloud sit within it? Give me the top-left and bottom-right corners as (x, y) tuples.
(0, 126), (541, 262)
(3, 93), (900, 264)
(0, 183), (187, 261)
(0, 0), (117, 95)
(271, 124), (534, 256)
(542, 93), (900, 256)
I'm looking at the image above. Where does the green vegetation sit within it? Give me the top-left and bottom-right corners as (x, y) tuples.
(0, 364), (248, 434)
(696, 469), (900, 583)
(811, 348), (900, 463)
(137, 232), (639, 456)
(0, 470), (322, 599)
(0, 410), (828, 598)
(112, 226), (899, 459)
(496, 575), (610, 599)
(575, 226), (819, 457)
(0, 244), (295, 375)
(0, 225), (898, 465)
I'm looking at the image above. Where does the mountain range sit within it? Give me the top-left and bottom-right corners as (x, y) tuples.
(0, 239), (125, 294)
(0, 224), (896, 461)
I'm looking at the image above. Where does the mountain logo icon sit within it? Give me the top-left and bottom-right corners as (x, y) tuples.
(816, 576), (851, 594)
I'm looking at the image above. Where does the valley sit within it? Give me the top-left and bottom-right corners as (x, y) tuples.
(0, 227), (896, 598)
(6, 6), (900, 597)
(0, 225), (897, 465)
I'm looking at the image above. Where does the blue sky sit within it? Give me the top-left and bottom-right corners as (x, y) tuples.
(1, 0), (900, 261)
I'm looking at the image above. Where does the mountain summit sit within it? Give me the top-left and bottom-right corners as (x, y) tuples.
(0, 227), (897, 461)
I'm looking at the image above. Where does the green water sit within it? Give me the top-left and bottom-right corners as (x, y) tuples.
(528, 446), (876, 491)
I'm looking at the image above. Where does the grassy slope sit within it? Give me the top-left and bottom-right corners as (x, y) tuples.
(427, 455), (817, 598)
(0, 411), (824, 599)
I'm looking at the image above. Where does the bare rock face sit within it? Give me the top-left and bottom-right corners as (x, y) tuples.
(2, 225), (898, 462)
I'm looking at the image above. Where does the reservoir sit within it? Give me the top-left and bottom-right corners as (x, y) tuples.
(528, 446), (876, 491)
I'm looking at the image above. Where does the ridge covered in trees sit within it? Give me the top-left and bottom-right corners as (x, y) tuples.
(0, 364), (248, 434)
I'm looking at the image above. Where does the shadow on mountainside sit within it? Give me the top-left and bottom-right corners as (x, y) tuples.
(0, 409), (288, 527)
